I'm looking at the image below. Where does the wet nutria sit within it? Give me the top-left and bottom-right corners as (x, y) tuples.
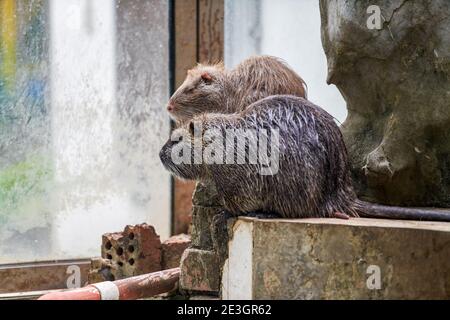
(166, 55), (307, 124)
(160, 95), (450, 222)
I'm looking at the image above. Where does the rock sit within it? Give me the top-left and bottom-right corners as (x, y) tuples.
(222, 217), (450, 299)
(180, 248), (221, 293)
(190, 206), (223, 249)
(180, 182), (228, 296)
(162, 234), (191, 269)
(320, 0), (450, 206)
(192, 181), (223, 207)
(88, 257), (116, 283)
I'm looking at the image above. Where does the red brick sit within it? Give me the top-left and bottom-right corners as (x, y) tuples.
(162, 234), (191, 269)
(99, 223), (162, 280)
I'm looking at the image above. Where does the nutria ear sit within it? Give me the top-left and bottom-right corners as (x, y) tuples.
(201, 72), (213, 82)
(215, 61), (225, 70)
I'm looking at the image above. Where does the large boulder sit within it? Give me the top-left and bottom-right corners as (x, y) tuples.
(320, 0), (450, 206)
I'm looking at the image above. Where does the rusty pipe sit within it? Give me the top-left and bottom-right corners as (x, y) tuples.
(38, 268), (180, 300)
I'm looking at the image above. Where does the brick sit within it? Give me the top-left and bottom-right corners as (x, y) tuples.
(162, 234), (191, 269)
(100, 223), (162, 281)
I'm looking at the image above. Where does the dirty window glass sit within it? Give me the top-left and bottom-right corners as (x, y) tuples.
(224, 0), (347, 122)
(0, 0), (171, 264)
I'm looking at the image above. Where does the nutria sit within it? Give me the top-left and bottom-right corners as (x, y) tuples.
(166, 55), (306, 124)
(160, 95), (450, 222)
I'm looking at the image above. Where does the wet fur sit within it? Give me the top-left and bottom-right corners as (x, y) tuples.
(161, 95), (358, 218)
(161, 95), (450, 221)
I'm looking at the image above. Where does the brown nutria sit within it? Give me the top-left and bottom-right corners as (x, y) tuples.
(160, 95), (450, 222)
(166, 55), (306, 124)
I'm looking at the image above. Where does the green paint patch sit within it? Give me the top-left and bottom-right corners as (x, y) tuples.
(0, 154), (52, 223)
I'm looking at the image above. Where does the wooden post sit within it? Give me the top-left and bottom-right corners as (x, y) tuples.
(172, 0), (224, 235)
(174, 0), (225, 294)
(198, 0), (224, 63)
(172, 0), (198, 235)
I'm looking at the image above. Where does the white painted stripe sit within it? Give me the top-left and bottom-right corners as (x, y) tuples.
(221, 220), (253, 300)
(91, 282), (120, 300)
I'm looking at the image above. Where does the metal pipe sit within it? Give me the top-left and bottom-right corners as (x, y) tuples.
(38, 268), (180, 300)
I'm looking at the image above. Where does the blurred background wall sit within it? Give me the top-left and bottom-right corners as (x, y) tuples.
(225, 0), (347, 123)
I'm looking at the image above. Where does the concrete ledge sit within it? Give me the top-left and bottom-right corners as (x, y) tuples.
(221, 218), (450, 299)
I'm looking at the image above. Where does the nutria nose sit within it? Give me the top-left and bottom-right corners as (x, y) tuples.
(167, 102), (174, 113)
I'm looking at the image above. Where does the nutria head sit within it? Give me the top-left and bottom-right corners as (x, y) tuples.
(166, 63), (230, 124)
(166, 56), (307, 125)
(160, 114), (235, 181)
(159, 120), (207, 181)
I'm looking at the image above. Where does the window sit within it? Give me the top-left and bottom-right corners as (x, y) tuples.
(0, 0), (171, 266)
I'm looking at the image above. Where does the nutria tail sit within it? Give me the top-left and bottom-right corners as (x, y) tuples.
(354, 199), (450, 222)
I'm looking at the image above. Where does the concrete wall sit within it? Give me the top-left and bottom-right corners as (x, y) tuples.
(225, 0), (347, 122)
(222, 217), (450, 299)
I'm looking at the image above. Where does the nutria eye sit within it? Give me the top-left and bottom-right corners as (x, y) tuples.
(201, 78), (213, 85)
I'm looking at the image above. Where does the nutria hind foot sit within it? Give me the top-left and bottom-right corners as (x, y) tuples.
(244, 211), (281, 219)
(333, 211), (350, 220)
